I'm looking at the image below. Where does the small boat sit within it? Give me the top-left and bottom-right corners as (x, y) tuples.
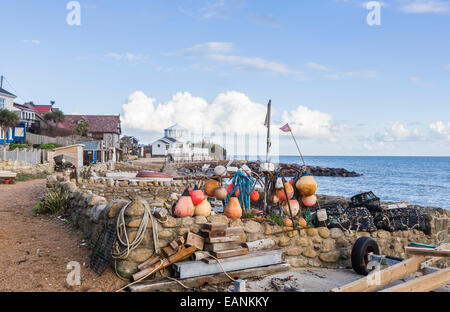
(136, 170), (173, 179)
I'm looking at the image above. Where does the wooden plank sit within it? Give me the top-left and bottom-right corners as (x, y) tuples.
(137, 255), (162, 271)
(406, 247), (450, 258)
(133, 246), (196, 281)
(203, 223), (228, 231)
(212, 247), (248, 259)
(200, 229), (226, 238)
(381, 268), (450, 292)
(226, 227), (244, 236)
(204, 242), (241, 252)
(185, 232), (204, 251)
(173, 249), (283, 279)
(332, 243), (450, 293)
(128, 263), (291, 292)
(204, 235), (240, 243)
(202, 249), (284, 264)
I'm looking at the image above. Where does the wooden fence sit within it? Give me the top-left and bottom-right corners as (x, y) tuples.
(0, 147), (45, 165)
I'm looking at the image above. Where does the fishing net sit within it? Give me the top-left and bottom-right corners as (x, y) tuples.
(343, 206), (377, 232)
(89, 222), (117, 275)
(350, 192), (382, 213)
(374, 208), (426, 232)
(319, 203), (351, 230)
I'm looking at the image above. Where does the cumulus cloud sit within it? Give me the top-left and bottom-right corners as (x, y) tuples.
(376, 122), (422, 142)
(430, 121), (450, 140)
(105, 52), (148, 62)
(122, 90), (339, 141)
(400, 0), (450, 13)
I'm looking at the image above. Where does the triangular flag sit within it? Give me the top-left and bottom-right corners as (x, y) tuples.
(280, 123), (291, 133)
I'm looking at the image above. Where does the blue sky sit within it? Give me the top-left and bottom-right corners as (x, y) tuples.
(1, 0), (449, 156)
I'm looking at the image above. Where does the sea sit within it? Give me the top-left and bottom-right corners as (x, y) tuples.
(239, 156), (450, 210)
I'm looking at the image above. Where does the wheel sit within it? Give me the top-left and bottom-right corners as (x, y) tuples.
(351, 237), (380, 276)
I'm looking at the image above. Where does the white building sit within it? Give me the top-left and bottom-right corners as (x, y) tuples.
(151, 124), (210, 160)
(0, 86), (18, 144)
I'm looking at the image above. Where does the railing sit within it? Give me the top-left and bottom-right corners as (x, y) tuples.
(0, 147), (45, 165)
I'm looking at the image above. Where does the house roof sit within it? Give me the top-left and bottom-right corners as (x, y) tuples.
(165, 124), (187, 131)
(32, 105), (54, 114)
(14, 103), (35, 112)
(152, 136), (181, 145)
(0, 87), (16, 98)
(63, 115), (121, 134)
(81, 141), (101, 151)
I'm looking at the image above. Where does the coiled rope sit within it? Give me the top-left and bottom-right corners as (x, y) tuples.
(225, 170), (256, 212)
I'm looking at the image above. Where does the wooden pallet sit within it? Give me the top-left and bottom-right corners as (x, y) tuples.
(332, 243), (450, 292)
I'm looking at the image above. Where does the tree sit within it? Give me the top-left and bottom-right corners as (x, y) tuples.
(44, 110), (65, 125)
(75, 120), (90, 137)
(0, 109), (20, 145)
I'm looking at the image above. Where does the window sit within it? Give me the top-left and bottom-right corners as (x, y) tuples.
(0, 98), (4, 108)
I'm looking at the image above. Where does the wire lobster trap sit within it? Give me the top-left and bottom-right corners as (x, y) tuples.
(350, 191), (381, 213)
(89, 222), (117, 275)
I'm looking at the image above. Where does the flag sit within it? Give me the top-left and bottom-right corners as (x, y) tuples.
(264, 100), (271, 128)
(280, 123), (291, 133)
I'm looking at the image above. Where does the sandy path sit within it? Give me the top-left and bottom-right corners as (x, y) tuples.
(0, 180), (124, 292)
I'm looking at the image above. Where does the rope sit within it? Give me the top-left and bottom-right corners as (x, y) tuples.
(196, 251), (236, 282)
(225, 170), (255, 212)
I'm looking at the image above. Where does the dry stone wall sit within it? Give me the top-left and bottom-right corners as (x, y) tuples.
(47, 174), (449, 280)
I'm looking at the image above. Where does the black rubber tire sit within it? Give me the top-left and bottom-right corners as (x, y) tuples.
(351, 237), (380, 276)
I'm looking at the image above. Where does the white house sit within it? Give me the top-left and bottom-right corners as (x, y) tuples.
(0, 86), (18, 144)
(151, 124), (210, 160)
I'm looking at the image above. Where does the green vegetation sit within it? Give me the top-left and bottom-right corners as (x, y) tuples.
(75, 120), (90, 137)
(8, 144), (30, 150)
(44, 110), (65, 124)
(267, 211), (284, 226)
(34, 188), (69, 216)
(16, 172), (49, 182)
(33, 143), (63, 150)
(0, 108), (20, 143)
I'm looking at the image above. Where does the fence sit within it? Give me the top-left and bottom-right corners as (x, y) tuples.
(26, 132), (96, 146)
(1, 147), (46, 165)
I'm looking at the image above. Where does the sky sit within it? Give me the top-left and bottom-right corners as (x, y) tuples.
(0, 0), (449, 156)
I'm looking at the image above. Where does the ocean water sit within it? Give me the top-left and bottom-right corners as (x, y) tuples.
(246, 156), (450, 210)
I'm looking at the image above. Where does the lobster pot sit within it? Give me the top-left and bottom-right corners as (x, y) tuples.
(344, 207), (377, 232)
(350, 192), (381, 213)
(374, 208), (425, 232)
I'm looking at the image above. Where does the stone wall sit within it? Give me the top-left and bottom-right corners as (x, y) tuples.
(47, 174), (449, 281)
(0, 159), (53, 175)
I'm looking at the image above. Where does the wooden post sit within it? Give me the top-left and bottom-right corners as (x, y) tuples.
(380, 267), (450, 292)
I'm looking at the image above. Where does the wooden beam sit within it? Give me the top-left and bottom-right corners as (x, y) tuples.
(128, 263), (291, 292)
(406, 247), (450, 258)
(332, 243), (450, 293)
(381, 268), (450, 292)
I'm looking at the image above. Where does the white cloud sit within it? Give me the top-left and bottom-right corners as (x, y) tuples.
(304, 62), (329, 71)
(377, 122), (422, 142)
(105, 53), (123, 60)
(360, 1), (389, 8)
(22, 40), (40, 45)
(121, 91), (268, 135)
(249, 14), (280, 27)
(106, 52), (148, 62)
(400, 0), (450, 13)
(280, 106), (336, 140)
(207, 54), (301, 74)
(430, 121), (450, 140)
(182, 42), (233, 55)
(444, 65), (450, 70)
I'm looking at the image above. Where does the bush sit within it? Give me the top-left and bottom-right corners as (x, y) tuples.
(8, 144), (30, 151)
(32, 143), (63, 150)
(38, 189), (69, 215)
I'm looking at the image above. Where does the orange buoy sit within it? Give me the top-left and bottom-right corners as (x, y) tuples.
(174, 196), (195, 218)
(224, 197), (243, 219)
(204, 180), (221, 197)
(282, 199), (300, 217)
(194, 199), (212, 217)
(296, 174), (317, 197)
(276, 183), (294, 202)
(302, 195), (317, 207)
(227, 183), (240, 197)
(298, 217), (308, 228)
(284, 218), (293, 227)
(250, 190), (260, 202)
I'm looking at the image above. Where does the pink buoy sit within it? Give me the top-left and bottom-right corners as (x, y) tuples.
(302, 195), (317, 207)
(174, 196), (195, 218)
(190, 189), (205, 205)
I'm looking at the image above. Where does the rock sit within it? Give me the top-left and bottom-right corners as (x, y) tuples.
(180, 217), (194, 226)
(307, 228), (318, 237)
(125, 198), (145, 217)
(246, 233), (265, 242)
(287, 230), (298, 238)
(229, 219), (244, 227)
(208, 215), (229, 224)
(87, 195), (107, 206)
(318, 227), (331, 239)
(107, 200), (130, 218)
(178, 227), (190, 236)
(307, 258), (322, 268)
(194, 216), (208, 225)
(330, 228), (344, 239)
(378, 230), (391, 239)
(116, 260), (138, 279)
(286, 247), (302, 256)
(312, 236), (323, 244)
(357, 232), (371, 237)
(119, 181), (129, 187)
(244, 221), (263, 234)
(278, 236), (291, 247)
(128, 248), (153, 263)
(335, 237), (351, 248)
(319, 250), (341, 263)
(162, 216), (179, 228)
(296, 236), (312, 247)
(322, 238), (335, 253)
(158, 229), (175, 239)
(302, 247), (317, 258)
(264, 223), (272, 235)
(126, 217), (152, 228)
(286, 256), (308, 268)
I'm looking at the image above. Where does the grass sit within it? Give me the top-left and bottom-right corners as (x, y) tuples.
(34, 189), (69, 216)
(16, 172), (49, 182)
